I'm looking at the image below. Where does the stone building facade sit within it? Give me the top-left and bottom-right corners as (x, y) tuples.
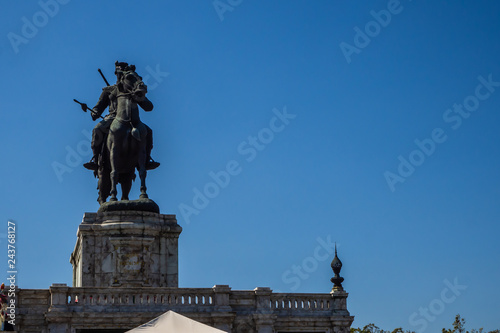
(17, 210), (354, 332)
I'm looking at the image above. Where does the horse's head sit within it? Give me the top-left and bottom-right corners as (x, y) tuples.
(115, 62), (148, 102)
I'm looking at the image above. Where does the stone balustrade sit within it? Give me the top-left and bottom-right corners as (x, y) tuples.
(46, 284), (349, 314)
(66, 287), (215, 308)
(271, 294), (332, 311)
(19, 285), (352, 332)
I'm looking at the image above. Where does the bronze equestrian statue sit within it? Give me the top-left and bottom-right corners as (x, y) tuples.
(77, 62), (160, 205)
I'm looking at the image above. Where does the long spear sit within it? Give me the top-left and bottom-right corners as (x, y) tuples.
(98, 68), (110, 87)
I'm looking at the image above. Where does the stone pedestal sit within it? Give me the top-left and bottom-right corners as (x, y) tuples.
(70, 210), (182, 288)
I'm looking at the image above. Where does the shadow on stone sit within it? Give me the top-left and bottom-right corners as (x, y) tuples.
(98, 198), (160, 213)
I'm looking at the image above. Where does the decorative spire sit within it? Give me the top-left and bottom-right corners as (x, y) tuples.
(330, 242), (344, 292)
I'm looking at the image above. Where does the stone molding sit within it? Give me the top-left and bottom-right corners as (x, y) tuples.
(70, 211), (182, 288)
(17, 285), (353, 332)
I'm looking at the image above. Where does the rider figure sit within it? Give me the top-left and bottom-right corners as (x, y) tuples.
(84, 62), (160, 171)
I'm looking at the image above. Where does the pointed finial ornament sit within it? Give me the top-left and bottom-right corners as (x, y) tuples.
(330, 242), (344, 292)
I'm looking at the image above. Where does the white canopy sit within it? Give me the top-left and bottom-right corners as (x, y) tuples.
(126, 310), (226, 333)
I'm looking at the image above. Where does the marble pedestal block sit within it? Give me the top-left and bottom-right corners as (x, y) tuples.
(70, 210), (182, 288)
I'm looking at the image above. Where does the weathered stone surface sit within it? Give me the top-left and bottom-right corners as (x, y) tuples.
(20, 208), (354, 332)
(70, 210), (182, 288)
(19, 286), (354, 332)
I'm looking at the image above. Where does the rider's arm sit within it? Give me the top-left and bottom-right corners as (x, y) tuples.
(138, 97), (154, 112)
(92, 87), (112, 117)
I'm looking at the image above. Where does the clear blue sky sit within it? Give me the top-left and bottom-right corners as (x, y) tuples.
(1, 1), (500, 332)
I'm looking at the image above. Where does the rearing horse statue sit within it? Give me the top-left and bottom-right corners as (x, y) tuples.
(97, 65), (153, 203)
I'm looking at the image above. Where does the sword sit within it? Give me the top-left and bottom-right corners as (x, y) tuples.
(73, 99), (104, 119)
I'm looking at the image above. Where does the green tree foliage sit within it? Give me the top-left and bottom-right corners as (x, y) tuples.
(351, 314), (498, 333)
(391, 329), (415, 333)
(441, 314), (499, 333)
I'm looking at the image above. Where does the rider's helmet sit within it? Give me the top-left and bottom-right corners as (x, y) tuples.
(114, 61), (130, 81)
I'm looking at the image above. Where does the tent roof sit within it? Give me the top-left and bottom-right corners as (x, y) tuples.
(126, 310), (226, 333)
